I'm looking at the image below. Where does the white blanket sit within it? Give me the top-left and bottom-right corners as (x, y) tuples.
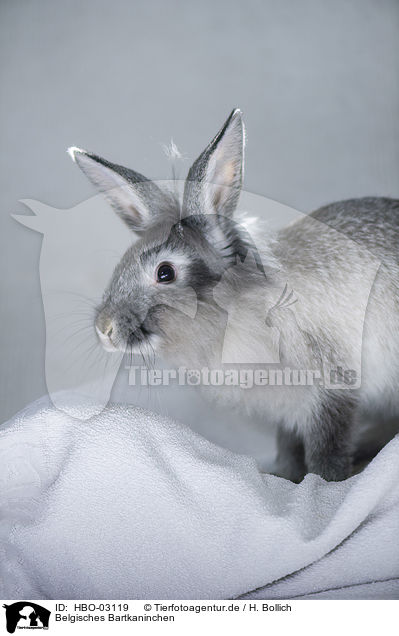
(1, 396), (398, 600)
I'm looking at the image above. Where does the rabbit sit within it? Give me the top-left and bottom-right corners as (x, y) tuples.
(68, 108), (399, 482)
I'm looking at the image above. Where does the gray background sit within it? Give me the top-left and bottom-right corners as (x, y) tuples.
(1, 0), (398, 458)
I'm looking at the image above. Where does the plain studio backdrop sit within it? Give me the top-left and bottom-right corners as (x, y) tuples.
(0, 0), (398, 463)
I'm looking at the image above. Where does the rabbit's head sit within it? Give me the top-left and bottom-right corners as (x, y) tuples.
(69, 110), (266, 362)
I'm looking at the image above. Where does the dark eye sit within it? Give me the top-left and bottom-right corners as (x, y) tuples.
(156, 262), (176, 284)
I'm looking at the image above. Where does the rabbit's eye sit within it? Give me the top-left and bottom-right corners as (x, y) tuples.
(156, 262), (176, 284)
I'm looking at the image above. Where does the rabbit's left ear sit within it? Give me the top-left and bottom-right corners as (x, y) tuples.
(68, 147), (172, 233)
(183, 108), (245, 218)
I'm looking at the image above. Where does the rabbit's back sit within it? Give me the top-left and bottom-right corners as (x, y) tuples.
(275, 196), (399, 416)
(310, 196), (399, 262)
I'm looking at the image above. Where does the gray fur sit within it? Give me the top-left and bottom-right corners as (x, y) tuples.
(69, 110), (399, 482)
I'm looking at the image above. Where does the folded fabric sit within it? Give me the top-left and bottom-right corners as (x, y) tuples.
(1, 395), (398, 599)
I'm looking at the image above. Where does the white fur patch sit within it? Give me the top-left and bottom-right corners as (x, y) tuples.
(67, 146), (85, 163)
(162, 139), (183, 161)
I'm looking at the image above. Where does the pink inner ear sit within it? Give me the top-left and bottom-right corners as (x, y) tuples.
(220, 159), (236, 185)
(128, 204), (143, 221)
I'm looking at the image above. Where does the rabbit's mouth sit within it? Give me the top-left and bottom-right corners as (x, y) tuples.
(126, 325), (158, 353)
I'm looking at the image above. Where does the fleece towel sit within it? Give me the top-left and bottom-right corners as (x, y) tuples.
(0, 396), (398, 600)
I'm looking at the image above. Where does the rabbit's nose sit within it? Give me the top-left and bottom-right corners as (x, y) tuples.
(95, 316), (118, 352)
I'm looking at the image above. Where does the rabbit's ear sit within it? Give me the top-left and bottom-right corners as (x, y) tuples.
(68, 147), (167, 232)
(183, 108), (244, 218)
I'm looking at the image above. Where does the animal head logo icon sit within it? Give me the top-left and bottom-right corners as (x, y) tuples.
(3, 602), (50, 634)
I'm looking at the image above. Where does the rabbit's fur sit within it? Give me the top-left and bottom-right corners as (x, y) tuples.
(69, 109), (399, 482)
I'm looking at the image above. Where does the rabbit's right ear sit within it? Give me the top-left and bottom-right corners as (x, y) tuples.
(183, 109), (245, 219)
(68, 147), (167, 232)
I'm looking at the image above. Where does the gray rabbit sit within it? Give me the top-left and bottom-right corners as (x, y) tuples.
(69, 109), (399, 482)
